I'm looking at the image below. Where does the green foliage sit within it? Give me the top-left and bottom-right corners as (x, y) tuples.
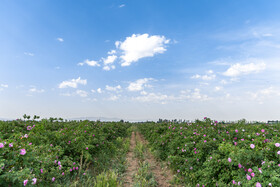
(134, 142), (146, 161)
(94, 170), (120, 187)
(137, 119), (280, 186)
(0, 117), (131, 186)
(133, 161), (157, 187)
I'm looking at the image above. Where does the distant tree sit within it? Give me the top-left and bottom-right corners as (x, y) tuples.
(33, 115), (40, 120)
(238, 119), (246, 125)
(23, 114), (27, 120)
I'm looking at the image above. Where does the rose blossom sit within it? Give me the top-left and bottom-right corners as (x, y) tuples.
(20, 149), (26, 155)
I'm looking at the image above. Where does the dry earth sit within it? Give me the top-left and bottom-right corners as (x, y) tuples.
(124, 131), (179, 187)
(123, 132), (138, 187)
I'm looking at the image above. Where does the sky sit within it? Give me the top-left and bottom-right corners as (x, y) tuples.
(1, 0), (280, 121)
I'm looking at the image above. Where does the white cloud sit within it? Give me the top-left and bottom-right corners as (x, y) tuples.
(24, 52), (34, 56)
(1, 84), (8, 88)
(102, 55), (117, 71)
(119, 4), (125, 8)
(103, 65), (116, 71)
(78, 59), (100, 67)
(105, 85), (121, 92)
(191, 75), (201, 79)
(191, 70), (216, 81)
(223, 62), (266, 77)
(97, 88), (102, 93)
(103, 55), (117, 65)
(140, 91), (148, 95)
(60, 90), (88, 97)
(116, 34), (169, 66)
(29, 87), (45, 93)
(108, 50), (116, 55)
(133, 92), (169, 104)
(57, 38), (64, 42)
(215, 86), (222, 91)
(180, 88), (210, 101)
(219, 78), (239, 84)
(127, 78), (154, 91)
(0, 84), (6, 91)
(107, 95), (119, 101)
(191, 74), (216, 81)
(76, 90), (88, 97)
(59, 77), (87, 88)
(249, 87), (280, 101)
(78, 33), (170, 70)
(207, 70), (214, 74)
(262, 33), (273, 37)
(91, 89), (96, 93)
(103, 66), (110, 71)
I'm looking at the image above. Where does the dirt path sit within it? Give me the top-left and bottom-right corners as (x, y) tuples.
(123, 132), (138, 187)
(136, 132), (174, 187)
(124, 131), (177, 187)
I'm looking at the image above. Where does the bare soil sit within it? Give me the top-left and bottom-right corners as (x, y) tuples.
(123, 132), (138, 187)
(136, 132), (175, 187)
(124, 131), (179, 187)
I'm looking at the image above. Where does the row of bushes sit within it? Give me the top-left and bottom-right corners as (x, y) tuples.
(0, 118), (131, 186)
(138, 118), (280, 186)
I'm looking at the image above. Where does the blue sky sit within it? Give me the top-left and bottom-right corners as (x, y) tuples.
(1, 0), (280, 121)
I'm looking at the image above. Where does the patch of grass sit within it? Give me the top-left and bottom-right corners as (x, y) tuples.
(169, 174), (184, 186)
(133, 161), (158, 187)
(134, 141), (146, 161)
(94, 170), (121, 187)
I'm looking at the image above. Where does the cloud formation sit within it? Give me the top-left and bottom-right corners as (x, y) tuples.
(1, 84), (8, 88)
(78, 34), (170, 71)
(76, 90), (88, 97)
(57, 38), (64, 42)
(116, 34), (170, 66)
(107, 95), (119, 101)
(180, 88), (210, 101)
(191, 70), (216, 81)
(127, 78), (153, 91)
(133, 92), (169, 104)
(78, 59), (100, 67)
(223, 62), (266, 77)
(0, 84), (8, 91)
(59, 77), (87, 88)
(29, 87), (45, 93)
(97, 88), (102, 93)
(105, 85), (121, 92)
(102, 55), (117, 71)
(248, 87), (280, 103)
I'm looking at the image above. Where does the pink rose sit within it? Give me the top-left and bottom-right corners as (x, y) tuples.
(20, 149), (26, 155)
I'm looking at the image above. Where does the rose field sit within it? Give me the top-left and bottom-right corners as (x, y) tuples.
(0, 117), (132, 186)
(0, 117), (280, 186)
(138, 118), (280, 186)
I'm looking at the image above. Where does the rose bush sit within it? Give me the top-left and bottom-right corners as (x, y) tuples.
(138, 118), (280, 186)
(0, 118), (131, 186)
